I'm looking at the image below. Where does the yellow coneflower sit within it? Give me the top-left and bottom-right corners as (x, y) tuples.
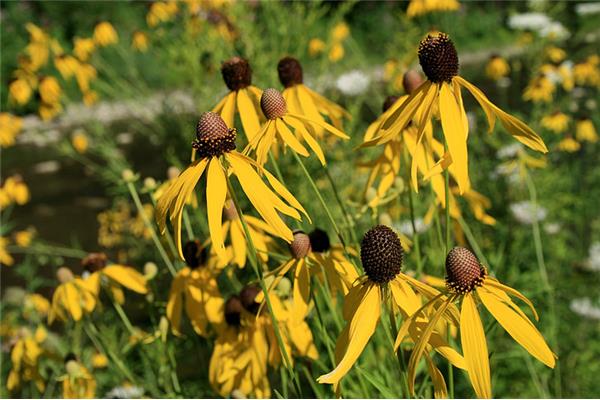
(8, 78), (32, 106)
(485, 54), (510, 80)
(1, 175), (30, 206)
(79, 252), (148, 305)
(6, 326), (47, 393)
(93, 21), (118, 47)
(362, 33), (547, 195)
(131, 31), (149, 52)
(573, 56), (600, 87)
(49, 267), (97, 323)
(75, 63), (98, 93)
(576, 117), (598, 143)
(209, 295), (271, 398)
(308, 38), (326, 57)
(59, 356), (96, 398)
(72, 131), (89, 153)
(0, 236), (14, 266)
(246, 88), (348, 166)
(39, 101), (62, 121)
(146, 1), (179, 28)
(397, 247), (555, 398)
(523, 75), (555, 103)
(167, 240), (224, 337)
(23, 293), (50, 319)
(330, 22), (350, 42)
(307, 228), (359, 298)
(0, 113), (23, 148)
(545, 46), (566, 63)
(156, 112), (308, 261)
(73, 37), (96, 62)
(557, 136), (581, 152)
(91, 353), (108, 369)
(329, 42), (345, 63)
(541, 111), (570, 134)
(318, 225), (464, 392)
(82, 90), (98, 106)
(39, 76), (61, 104)
(14, 228), (35, 247)
(212, 57), (263, 140)
(221, 199), (276, 268)
(278, 57), (350, 133)
(407, 0), (460, 18)
(54, 54), (80, 79)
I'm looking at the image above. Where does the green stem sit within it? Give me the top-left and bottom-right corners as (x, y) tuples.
(268, 151), (303, 231)
(457, 216), (491, 269)
(225, 174), (303, 397)
(291, 151), (346, 247)
(388, 295), (411, 398)
(443, 155), (454, 399)
(407, 183), (424, 276)
(126, 181), (177, 277)
(83, 321), (136, 383)
(324, 165), (358, 244)
(111, 298), (135, 336)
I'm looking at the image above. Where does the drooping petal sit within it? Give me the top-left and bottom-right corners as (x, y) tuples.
(292, 259), (311, 323)
(230, 220), (247, 267)
(220, 92), (236, 129)
(425, 353), (448, 399)
(103, 265), (148, 294)
(407, 296), (453, 394)
(317, 283), (381, 385)
(410, 83), (439, 193)
(286, 112), (349, 139)
(64, 282), (83, 321)
(477, 286), (555, 368)
(485, 278), (539, 321)
(456, 76), (548, 153)
(237, 88), (261, 140)
(166, 269), (188, 335)
(439, 82), (470, 194)
(275, 118), (310, 157)
(207, 158), (228, 259)
(461, 292), (492, 399)
(285, 115), (326, 165)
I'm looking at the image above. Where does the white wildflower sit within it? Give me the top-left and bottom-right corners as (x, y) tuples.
(396, 218), (429, 236)
(497, 143), (523, 159)
(106, 385), (144, 399)
(539, 21), (570, 40)
(570, 297), (600, 320)
(510, 201), (547, 225)
(508, 12), (552, 31)
(586, 242), (600, 272)
(576, 2), (600, 16)
(335, 70), (370, 96)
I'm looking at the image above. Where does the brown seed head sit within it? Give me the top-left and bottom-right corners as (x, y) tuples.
(81, 253), (108, 273)
(418, 33), (459, 83)
(56, 267), (74, 283)
(445, 247), (486, 294)
(360, 225), (403, 284)
(261, 88), (287, 120)
(221, 57), (252, 91)
(183, 240), (208, 269)
(224, 295), (243, 326)
(309, 228), (331, 253)
(277, 57), (304, 88)
(192, 112), (237, 158)
(239, 284), (261, 315)
(402, 70), (424, 94)
(222, 199), (239, 221)
(383, 95), (400, 113)
(290, 230), (311, 259)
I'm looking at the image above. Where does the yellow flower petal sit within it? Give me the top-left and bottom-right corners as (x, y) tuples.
(439, 82), (470, 194)
(103, 265), (148, 294)
(461, 292), (491, 399)
(292, 259), (311, 323)
(317, 283), (380, 385)
(207, 158), (228, 259)
(477, 286), (555, 368)
(221, 92), (236, 129)
(237, 88), (261, 140)
(425, 353), (448, 399)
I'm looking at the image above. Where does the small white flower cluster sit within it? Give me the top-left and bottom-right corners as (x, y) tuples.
(570, 297), (600, 320)
(509, 201), (547, 225)
(585, 242), (600, 272)
(507, 12), (570, 40)
(496, 143), (523, 160)
(335, 70), (371, 96)
(106, 385), (144, 399)
(575, 2), (600, 16)
(396, 218), (430, 236)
